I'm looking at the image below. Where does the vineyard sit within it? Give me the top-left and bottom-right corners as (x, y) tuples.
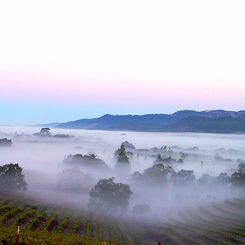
(2, 196), (245, 244)
(0, 197), (140, 245)
(152, 197), (245, 245)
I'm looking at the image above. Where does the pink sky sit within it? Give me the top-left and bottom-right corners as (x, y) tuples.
(0, 0), (244, 123)
(1, 69), (244, 109)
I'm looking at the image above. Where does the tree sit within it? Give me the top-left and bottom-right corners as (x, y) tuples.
(132, 164), (175, 185)
(230, 163), (245, 186)
(40, 128), (51, 137)
(231, 171), (245, 186)
(115, 143), (130, 172)
(153, 154), (164, 165)
(122, 141), (136, 150)
(172, 169), (195, 185)
(153, 154), (183, 165)
(216, 172), (230, 184)
(63, 153), (108, 170)
(238, 162), (245, 173)
(0, 138), (12, 147)
(198, 174), (216, 185)
(0, 163), (27, 192)
(89, 178), (132, 215)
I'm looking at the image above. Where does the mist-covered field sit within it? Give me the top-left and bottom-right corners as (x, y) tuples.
(1, 126), (245, 244)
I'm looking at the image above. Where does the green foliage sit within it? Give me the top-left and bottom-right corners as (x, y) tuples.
(14, 209), (37, 226)
(56, 216), (70, 233)
(238, 162), (245, 172)
(0, 226), (122, 245)
(85, 218), (93, 238)
(63, 153), (108, 170)
(154, 154), (183, 165)
(132, 163), (175, 185)
(0, 163), (27, 192)
(198, 174), (216, 185)
(4, 194), (245, 244)
(0, 205), (11, 215)
(115, 144), (130, 172)
(231, 171), (245, 186)
(172, 169), (195, 185)
(96, 219), (104, 240)
(116, 144), (129, 163)
(40, 128), (51, 137)
(230, 162), (245, 186)
(216, 173), (230, 184)
(0, 201), (128, 244)
(29, 211), (47, 231)
(45, 213), (58, 232)
(0, 207), (24, 225)
(89, 178), (132, 215)
(108, 223), (118, 242)
(71, 217), (81, 234)
(0, 138), (12, 147)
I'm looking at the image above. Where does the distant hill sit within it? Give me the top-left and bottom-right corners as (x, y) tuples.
(40, 110), (245, 133)
(33, 122), (60, 128)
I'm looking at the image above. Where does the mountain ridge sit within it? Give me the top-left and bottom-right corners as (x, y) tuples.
(37, 110), (245, 133)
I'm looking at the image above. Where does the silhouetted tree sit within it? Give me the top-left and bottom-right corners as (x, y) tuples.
(227, 162), (245, 186)
(0, 163), (27, 192)
(198, 174), (215, 185)
(89, 178), (132, 215)
(238, 162), (245, 173)
(63, 153), (108, 170)
(0, 138), (12, 147)
(216, 172), (230, 184)
(153, 154), (183, 165)
(115, 143), (130, 172)
(172, 169), (195, 185)
(231, 171), (245, 186)
(40, 128), (51, 137)
(132, 164), (175, 185)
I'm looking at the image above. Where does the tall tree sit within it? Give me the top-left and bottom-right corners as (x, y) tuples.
(115, 143), (130, 172)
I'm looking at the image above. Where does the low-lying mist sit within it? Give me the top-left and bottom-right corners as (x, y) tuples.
(0, 126), (245, 225)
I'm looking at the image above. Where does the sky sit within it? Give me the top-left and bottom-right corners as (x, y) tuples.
(0, 0), (245, 124)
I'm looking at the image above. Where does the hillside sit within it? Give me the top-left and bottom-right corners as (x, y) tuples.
(46, 110), (245, 133)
